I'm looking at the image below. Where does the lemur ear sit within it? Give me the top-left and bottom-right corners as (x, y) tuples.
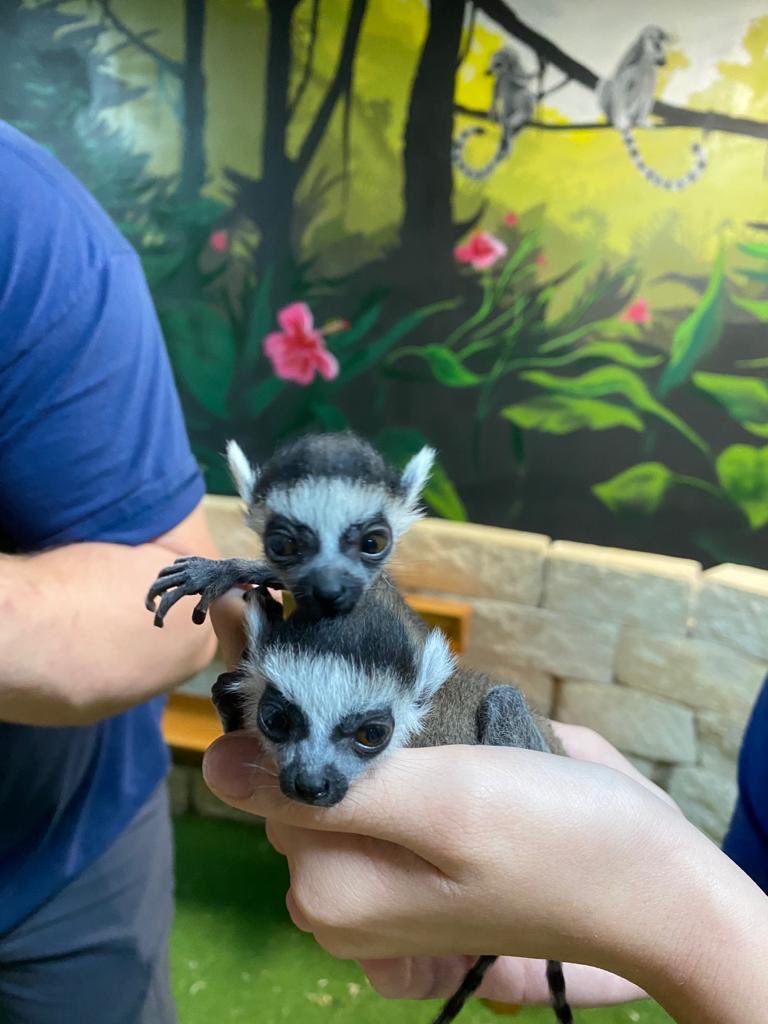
(415, 628), (456, 703)
(226, 440), (260, 505)
(399, 446), (435, 510)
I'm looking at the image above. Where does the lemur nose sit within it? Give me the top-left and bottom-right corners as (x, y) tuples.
(293, 773), (330, 803)
(314, 580), (344, 603)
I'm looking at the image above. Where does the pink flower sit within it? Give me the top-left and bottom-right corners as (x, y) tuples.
(621, 298), (652, 325)
(454, 231), (508, 270)
(208, 229), (230, 253)
(534, 252), (548, 267)
(264, 302), (339, 385)
(504, 213), (519, 227)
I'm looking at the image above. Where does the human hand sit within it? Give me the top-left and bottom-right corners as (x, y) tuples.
(203, 728), (694, 992)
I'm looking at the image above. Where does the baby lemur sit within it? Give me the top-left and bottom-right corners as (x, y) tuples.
(146, 432), (572, 1023)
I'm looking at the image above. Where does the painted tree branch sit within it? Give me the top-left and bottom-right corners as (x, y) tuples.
(295, 0), (368, 179)
(288, 0), (321, 118)
(95, 0), (182, 75)
(473, 0), (768, 141)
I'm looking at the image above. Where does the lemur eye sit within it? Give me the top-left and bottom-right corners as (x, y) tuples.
(258, 703), (291, 743)
(353, 721), (392, 753)
(266, 533), (298, 561)
(360, 529), (390, 558)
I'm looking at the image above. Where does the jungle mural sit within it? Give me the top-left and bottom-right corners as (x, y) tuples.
(7, 0), (768, 566)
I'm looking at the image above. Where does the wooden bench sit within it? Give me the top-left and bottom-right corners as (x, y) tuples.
(162, 593), (473, 761)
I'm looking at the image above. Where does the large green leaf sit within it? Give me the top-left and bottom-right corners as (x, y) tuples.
(330, 302), (381, 352)
(731, 295), (768, 322)
(737, 241), (768, 260)
(716, 445), (768, 529)
(162, 302), (236, 419)
(406, 345), (482, 387)
(693, 372), (768, 437)
(374, 427), (467, 521)
(243, 267), (276, 369)
(658, 246), (725, 396)
(507, 341), (662, 373)
(592, 463), (675, 515)
(501, 396), (643, 434)
(519, 366), (707, 452)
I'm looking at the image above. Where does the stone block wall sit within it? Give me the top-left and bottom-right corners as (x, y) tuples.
(175, 500), (767, 841)
(390, 520), (768, 842)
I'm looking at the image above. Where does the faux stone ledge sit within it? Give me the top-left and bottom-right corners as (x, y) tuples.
(556, 682), (697, 763)
(465, 598), (619, 684)
(697, 709), (749, 760)
(390, 518), (549, 606)
(616, 629), (766, 720)
(668, 765), (738, 842)
(694, 563), (768, 660)
(543, 541), (699, 634)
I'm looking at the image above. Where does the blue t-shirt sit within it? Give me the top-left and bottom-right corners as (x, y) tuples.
(723, 676), (768, 893)
(0, 121), (204, 935)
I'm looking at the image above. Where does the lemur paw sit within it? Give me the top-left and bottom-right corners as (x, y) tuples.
(145, 556), (234, 628)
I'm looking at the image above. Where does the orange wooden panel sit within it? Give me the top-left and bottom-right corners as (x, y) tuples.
(406, 593), (473, 653)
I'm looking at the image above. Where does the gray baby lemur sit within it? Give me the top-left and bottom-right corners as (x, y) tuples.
(146, 432), (573, 1023)
(597, 25), (706, 191)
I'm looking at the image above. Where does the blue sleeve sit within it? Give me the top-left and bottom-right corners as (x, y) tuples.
(0, 248), (204, 549)
(722, 677), (768, 893)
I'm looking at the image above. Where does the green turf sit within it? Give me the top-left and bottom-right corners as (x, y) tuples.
(171, 815), (673, 1024)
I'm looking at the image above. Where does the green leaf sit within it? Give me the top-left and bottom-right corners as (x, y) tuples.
(693, 372), (768, 437)
(409, 345), (482, 387)
(375, 427), (467, 521)
(731, 295), (768, 322)
(593, 463), (675, 515)
(161, 303), (236, 419)
(243, 267), (276, 369)
(330, 302), (381, 352)
(308, 403), (348, 431)
(716, 445), (768, 529)
(241, 377), (285, 417)
(141, 250), (186, 286)
(737, 241), (768, 260)
(501, 396), (643, 434)
(658, 245), (725, 396)
(519, 366), (707, 452)
(734, 266), (768, 283)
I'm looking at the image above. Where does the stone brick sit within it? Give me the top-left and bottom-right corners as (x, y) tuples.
(179, 656), (226, 698)
(697, 710), (749, 760)
(464, 598), (619, 683)
(168, 764), (193, 816)
(694, 563), (768, 660)
(616, 629), (765, 719)
(191, 775), (263, 825)
(698, 741), (737, 779)
(668, 766), (738, 842)
(543, 541), (699, 634)
(390, 518), (549, 605)
(460, 652), (555, 715)
(556, 682), (696, 763)
(203, 494), (262, 559)
(624, 754), (656, 780)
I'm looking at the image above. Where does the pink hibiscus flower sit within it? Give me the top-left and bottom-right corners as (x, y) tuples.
(264, 302), (339, 385)
(454, 231), (508, 270)
(504, 212), (519, 227)
(534, 252), (548, 267)
(208, 229), (230, 253)
(621, 298), (651, 325)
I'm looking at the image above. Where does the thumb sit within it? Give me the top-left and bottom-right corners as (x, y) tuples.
(202, 731), (494, 866)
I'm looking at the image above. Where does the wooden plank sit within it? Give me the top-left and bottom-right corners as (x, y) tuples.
(163, 592), (473, 759)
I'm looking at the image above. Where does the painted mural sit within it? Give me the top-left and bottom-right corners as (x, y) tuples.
(7, 0), (768, 566)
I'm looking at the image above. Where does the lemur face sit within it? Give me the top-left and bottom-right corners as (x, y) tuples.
(239, 595), (455, 807)
(642, 26), (670, 66)
(226, 432), (434, 617)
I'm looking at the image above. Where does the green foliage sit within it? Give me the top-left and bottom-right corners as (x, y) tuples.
(658, 244), (726, 396)
(161, 303), (236, 419)
(502, 396), (643, 434)
(716, 444), (768, 528)
(693, 372), (768, 437)
(593, 463), (675, 515)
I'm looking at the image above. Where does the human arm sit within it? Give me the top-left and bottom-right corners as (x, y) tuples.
(203, 730), (768, 1024)
(0, 501), (218, 726)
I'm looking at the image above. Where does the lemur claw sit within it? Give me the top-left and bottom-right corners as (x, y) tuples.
(145, 557), (281, 627)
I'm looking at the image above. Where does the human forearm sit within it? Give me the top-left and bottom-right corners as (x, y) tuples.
(0, 509), (217, 725)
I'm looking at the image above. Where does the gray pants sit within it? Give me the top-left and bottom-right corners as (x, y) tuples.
(0, 783), (177, 1024)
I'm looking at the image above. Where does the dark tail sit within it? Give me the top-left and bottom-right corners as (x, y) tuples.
(451, 126), (513, 181)
(621, 128), (706, 190)
(430, 955), (497, 1024)
(547, 959), (574, 1023)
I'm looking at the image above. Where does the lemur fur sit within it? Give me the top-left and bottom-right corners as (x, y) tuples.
(452, 47), (535, 181)
(145, 431), (434, 626)
(597, 25), (706, 191)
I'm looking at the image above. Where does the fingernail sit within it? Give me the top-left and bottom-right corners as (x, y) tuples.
(202, 733), (262, 800)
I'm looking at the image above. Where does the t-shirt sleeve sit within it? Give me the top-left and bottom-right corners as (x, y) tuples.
(0, 249), (204, 549)
(722, 676), (768, 894)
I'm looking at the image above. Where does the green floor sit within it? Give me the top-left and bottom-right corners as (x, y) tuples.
(172, 816), (673, 1024)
